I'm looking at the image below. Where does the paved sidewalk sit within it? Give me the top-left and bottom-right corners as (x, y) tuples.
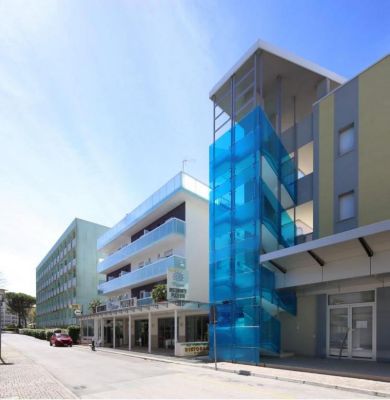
(0, 342), (76, 399)
(82, 346), (390, 398)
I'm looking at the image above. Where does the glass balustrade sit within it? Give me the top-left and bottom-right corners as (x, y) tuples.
(99, 255), (185, 295)
(97, 172), (208, 250)
(97, 218), (185, 274)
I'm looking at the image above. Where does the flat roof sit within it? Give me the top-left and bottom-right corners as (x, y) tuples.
(209, 39), (347, 98)
(97, 172), (209, 251)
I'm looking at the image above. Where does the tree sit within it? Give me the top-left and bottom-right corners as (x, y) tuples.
(5, 292), (36, 328)
(88, 298), (102, 314)
(151, 284), (167, 303)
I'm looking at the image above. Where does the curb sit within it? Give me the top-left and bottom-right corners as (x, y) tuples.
(75, 346), (390, 398)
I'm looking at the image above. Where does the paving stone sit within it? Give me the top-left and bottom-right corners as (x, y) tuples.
(0, 343), (75, 399)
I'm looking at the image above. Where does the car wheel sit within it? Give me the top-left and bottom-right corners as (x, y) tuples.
(50, 342), (52, 346)
(70, 344), (72, 347)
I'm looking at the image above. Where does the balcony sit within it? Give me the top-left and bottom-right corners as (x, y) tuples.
(97, 172), (208, 251)
(99, 255), (186, 295)
(97, 218), (185, 274)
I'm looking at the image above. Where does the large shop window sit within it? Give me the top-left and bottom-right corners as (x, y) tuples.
(82, 320), (94, 337)
(186, 315), (209, 342)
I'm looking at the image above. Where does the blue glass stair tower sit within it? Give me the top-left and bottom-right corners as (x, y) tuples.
(209, 54), (298, 364)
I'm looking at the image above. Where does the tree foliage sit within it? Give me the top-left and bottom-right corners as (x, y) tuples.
(5, 292), (36, 328)
(88, 298), (102, 313)
(151, 284), (167, 303)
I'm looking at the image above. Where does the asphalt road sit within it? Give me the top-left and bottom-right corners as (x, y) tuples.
(3, 333), (376, 399)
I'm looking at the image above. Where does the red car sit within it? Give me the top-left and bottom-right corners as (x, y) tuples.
(50, 333), (73, 347)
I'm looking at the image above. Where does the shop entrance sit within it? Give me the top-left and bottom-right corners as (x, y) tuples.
(328, 291), (375, 360)
(158, 317), (175, 350)
(134, 319), (148, 348)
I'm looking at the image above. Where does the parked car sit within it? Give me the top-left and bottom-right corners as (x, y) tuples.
(50, 333), (73, 347)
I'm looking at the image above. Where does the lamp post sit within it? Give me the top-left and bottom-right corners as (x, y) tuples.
(0, 289), (5, 361)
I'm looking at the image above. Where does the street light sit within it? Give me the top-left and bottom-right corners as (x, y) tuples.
(0, 288), (5, 362)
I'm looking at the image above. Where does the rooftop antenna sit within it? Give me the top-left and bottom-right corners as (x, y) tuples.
(182, 158), (196, 172)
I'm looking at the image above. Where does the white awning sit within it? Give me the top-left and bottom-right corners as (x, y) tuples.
(260, 220), (390, 289)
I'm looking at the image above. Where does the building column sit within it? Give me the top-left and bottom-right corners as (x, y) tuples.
(100, 318), (104, 346)
(148, 312), (152, 354)
(174, 309), (178, 356)
(128, 314), (132, 351)
(93, 318), (98, 342)
(113, 316), (116, 349)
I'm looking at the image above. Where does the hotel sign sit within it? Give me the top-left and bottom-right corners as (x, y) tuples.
(175, 342), (209, 357)
(167, 259), (188, 300)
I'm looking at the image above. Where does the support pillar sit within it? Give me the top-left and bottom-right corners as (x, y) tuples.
(174, 309), (178, 356)
(100, 318), (104, 346)
(128, 314), (132, 351)
(93, 318), (98, 342)
(276, 75), (282, 135)
(113, 316), (116, 349)
(254, 50), (264, 107)
(148, 312), (152, 354)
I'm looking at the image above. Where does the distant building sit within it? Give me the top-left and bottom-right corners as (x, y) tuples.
(79, 172), (209, 357)
(1, 300), (18, 327)
(36, 218), (109, 327)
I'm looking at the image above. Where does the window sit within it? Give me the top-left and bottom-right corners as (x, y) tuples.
(339, 191), (355, 221)
(186, 315), (209, 342)
(339, 125), (355, 155)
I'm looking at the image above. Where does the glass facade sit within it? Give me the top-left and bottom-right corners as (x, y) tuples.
(209, 106), (297, 364)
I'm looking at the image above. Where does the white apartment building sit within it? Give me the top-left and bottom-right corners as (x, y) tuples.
(79, 172), (210, 357)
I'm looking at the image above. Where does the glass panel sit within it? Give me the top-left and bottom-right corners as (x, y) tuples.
(329, 307), (349, 357)
(328, 290), (375, 305)
(339, 191), (355, 221)
(158, 318), (175, 350)
(134, 320), (148, 347)
(339, 125), (355, 155)
(352, 306), (373, 359)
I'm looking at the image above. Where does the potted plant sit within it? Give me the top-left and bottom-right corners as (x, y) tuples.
(151, 284), (167, 303)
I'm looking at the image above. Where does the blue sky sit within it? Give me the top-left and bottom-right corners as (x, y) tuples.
(0, 0), (389, 296)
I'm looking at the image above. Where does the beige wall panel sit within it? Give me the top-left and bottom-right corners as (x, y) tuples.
(359, 56), (390, 225)
(280, 295), (316, 356)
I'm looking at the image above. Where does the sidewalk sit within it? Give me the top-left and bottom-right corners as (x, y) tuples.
(81, 346), (390, 398)
(0, 342), (76, 399)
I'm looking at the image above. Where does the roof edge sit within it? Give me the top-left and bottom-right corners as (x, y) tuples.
(209, 39), (347, 99)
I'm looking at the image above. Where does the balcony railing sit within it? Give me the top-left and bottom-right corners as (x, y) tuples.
(97, 218), (185, 274)
(98, 255), (186, 295)
(97, 172), (208, 250)
(93, 299), (209, 314)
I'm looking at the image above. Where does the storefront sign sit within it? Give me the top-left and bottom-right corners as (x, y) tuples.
(167, 260), (188, 300)
(175, 342), (209, 357)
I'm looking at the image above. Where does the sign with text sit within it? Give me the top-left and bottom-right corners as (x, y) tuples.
(167, 259), (188, 300)
(175, 342), (209, 357)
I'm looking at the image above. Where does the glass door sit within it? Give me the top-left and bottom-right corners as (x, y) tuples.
(351, 305), (373, 359)
(328, 303), (374, 359)
(329, 307), (349, 357)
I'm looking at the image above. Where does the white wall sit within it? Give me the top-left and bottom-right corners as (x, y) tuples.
(185, 196), (209, 303)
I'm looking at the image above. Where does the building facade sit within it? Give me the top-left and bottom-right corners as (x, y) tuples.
(1, 300), (18, 327)
(79, 172), (210, 357)
(36, 218), (108, 328)
(209, 40), (390, 363)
